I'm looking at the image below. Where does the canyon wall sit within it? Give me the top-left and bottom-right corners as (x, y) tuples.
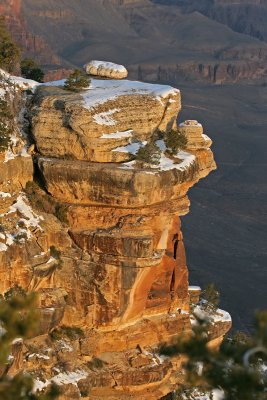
(2, 0), (267, 84)
(0, 70), (231, 399)
(0, 0), (70, 78)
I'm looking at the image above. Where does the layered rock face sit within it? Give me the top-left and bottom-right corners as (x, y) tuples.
(4, 0), (266, 84)
(0, 71), (231, 399)
(0, 0), (70, 77)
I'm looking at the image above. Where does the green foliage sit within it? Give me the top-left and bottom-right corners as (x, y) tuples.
(0, 290), (59, 399)
(64, 69), (90, 92)
(0, 98), (12, 152)
(54, 204), (68, 224)
(0, 290), (37, 366)
(164, 129), (187, 155)
(4, 285), (26, 301)
(50, 325), (85, 341)
(0, 17), (21, 73)
(21, 59), (44, 83)
(49, 246), (63, 269)
(135, 141), (161, 165)
(24, 181), (69, 224)
(87, 357), (104, 370)
(160, 311), (267, 400)
(49, 246), (61, 260)
(201, 283), (220, 311)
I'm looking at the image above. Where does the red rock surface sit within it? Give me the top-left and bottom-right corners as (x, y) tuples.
(0, 71), (231, 399)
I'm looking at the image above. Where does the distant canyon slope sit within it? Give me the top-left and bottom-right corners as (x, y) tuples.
(1, 0), (267, 83)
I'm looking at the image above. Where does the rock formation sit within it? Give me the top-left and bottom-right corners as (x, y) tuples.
(0, 69), (231, 399)
(84, 61), (128, 80)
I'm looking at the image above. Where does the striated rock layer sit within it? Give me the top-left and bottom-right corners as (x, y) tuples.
(0, 71), (231, 399)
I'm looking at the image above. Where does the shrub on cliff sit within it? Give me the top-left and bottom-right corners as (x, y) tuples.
(64, 69), (90, 92)
(135, 141), (161, 166)
(160, 310), (267, 400)
(50, 325), (85, 341)
(0, 17), (20, 73)
(0, 290), (59, 399)
(50, 245), (63, 269)
(21, 58), (44, 83)
(164, 129), (187, 155)
(25, 181), (69, 224)
(201, 283), (220, 311)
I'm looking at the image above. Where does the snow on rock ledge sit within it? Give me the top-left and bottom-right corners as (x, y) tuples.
(0, 68), (39, 92)
(84, 60), (128, 79)
(31, 78), (181, 163)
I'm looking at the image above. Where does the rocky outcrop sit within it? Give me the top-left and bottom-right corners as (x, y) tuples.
(0, 70), (230, 399)
(84, 61), (128, 79)
(31, 79), (180, 163)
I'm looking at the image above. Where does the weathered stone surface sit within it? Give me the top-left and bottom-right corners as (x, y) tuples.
(31, 79), (180, 162)
(37, 157), (198, 207)
(84, 60), (128, 79)
(0, 73), (230, 399)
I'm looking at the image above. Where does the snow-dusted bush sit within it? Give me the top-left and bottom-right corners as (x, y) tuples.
(135, 141), (161, 165)
(165, 129), (187, 155)
(64, 69), (90, 92)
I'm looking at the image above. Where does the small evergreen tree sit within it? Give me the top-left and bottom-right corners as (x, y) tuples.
(201, 283), (220, 311)
(21, 59), (44, 83)
(165, 129), (187, 155)
(135, 141), (161, 165)
(0, 290), (59, 399)
(64, 69), (90, 92)
(160, 311), (267, 400)
(0, 17), (20, 73)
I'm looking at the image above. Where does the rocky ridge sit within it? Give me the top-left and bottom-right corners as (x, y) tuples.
(0, 68), (231, 399)
(2, 0), (267, 83)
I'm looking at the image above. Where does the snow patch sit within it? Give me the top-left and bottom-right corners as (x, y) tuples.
(0, 243), (7, 252)
(101, 129), (133, 139)
(58, 340), (73, 352)
(34, 370), (88, 393)
(80, 79), (179, 111)
(182, 389), (224, 400)
(0, 192), (11, 198)
(189, 286), (202, 291)
(191, 303), (232, 326)
(113, 141), (144, 155)
(0, 69), (39, 92)
(6, 194), (44, 231)
(0, 87), (5, 99)
(157, 150), (195, 172)
(0, 194), (44, 251)
(28, 353), (50, 361)
(93, 108), (120, 126)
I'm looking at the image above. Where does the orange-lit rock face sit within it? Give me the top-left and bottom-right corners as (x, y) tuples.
(0, 74), (229, 399)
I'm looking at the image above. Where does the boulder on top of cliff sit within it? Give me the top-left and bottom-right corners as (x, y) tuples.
(83, 60), (128, 79)
(31, 78), (181, 162)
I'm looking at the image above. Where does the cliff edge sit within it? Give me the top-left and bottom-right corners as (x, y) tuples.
(0, 67), (231, 399)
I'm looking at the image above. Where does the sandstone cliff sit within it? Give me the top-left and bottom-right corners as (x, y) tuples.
(0, 69), (231, 399)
